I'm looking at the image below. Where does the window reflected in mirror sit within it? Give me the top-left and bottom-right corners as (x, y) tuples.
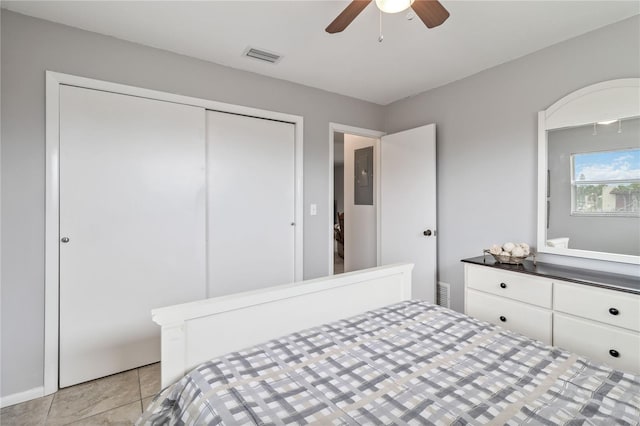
(571, 148), (640, 215)
(547, 117), (640, 256)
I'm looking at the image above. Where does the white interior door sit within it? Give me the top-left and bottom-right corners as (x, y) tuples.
(344, 134), (378, 273)
(59, 86), (207, 387)
(207, 110), (295, 296)
(381, 124), (437, 301)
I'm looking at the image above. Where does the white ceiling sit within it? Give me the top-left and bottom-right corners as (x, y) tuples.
(3, 1), (639, 105)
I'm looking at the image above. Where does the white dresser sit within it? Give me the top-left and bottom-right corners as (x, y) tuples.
(463, 259), (640, 374)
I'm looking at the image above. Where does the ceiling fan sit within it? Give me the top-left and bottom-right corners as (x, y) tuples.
(326, 0), (450, 34)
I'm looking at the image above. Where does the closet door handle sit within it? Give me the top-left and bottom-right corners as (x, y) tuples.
(61, 237), (70, 243)
(500, 283), (507, 289)
(609, 349), (620, 358)
(609, 308), (619, 316)
(499, 316), (506, 322)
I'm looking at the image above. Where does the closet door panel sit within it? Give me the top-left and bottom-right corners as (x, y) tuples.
(59, 85), (206, 387)
(207, 110), (295, 296)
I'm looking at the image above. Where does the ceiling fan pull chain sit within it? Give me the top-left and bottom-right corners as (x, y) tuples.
(378, 9), (384, 42)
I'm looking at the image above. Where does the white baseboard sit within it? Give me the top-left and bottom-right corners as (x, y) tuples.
(0, 386), (45, 408)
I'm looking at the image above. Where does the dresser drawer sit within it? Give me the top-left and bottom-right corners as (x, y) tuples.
(554, 313), (640, 374)
(554, 281), (640, 332)
(466, 289), (552, 344)
(465, 264), (552, 308)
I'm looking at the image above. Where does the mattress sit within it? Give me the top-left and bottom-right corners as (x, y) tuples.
(138, 300), (640, 425)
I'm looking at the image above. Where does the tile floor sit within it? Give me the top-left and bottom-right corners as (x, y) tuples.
(0, 363), (160, 425)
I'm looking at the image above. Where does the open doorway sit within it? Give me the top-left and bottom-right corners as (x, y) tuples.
(333, 132), (345, 274)
(329, 123), (438, 303)
(330, 124), (384, 276)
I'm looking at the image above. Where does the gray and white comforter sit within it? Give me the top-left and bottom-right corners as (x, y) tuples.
(138, 300), (640, 425)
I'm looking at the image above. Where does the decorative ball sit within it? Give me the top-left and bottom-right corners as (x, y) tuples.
(489, 244), (502, 255)
(502, 242), (516, 253)
(511, 246), (525, 257)
(518, 243), (530, 256)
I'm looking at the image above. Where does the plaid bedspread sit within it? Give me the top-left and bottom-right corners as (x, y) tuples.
(138, 300), (640, 425)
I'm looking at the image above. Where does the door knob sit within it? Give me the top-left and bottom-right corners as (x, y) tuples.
(423, 229), (432, 236)
(61, 237), (70, 243)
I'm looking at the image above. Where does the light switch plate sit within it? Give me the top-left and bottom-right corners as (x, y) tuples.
(310, 204), (317, 216)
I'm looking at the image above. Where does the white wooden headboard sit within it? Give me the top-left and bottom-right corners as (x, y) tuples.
(152, 263), (414, 387)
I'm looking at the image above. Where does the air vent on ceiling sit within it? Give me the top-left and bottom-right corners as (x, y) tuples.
(243, 47), (282, 64)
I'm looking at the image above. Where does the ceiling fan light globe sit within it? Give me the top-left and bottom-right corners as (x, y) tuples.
(375, 0), (415, 14)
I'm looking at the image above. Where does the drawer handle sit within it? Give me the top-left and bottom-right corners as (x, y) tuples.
(609, 308), (619, 316)
(499, 316), (506, 322)
(499, 283), (507, 289)
(609, 349), (620, 358)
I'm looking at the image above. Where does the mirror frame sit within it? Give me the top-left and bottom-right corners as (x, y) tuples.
(537, 78), (640, 265)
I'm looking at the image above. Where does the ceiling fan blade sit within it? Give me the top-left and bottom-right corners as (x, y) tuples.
(411, 0), (450, 29)
(325, 0), (373, 34)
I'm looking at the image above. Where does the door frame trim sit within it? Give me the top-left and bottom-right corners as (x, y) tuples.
(45, 71), (304, 395)
(328, 123), (385, 275)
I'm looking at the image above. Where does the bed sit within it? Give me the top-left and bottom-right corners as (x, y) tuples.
(139, 264), (640, 425)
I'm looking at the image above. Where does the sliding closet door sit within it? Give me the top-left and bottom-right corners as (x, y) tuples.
(59, 86), (206, 387)
(207, 111), (295, 296)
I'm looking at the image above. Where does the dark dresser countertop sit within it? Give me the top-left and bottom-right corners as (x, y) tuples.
(462, 255), (640, 295)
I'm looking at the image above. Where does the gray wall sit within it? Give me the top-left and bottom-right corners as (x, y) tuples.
(0, 10), (384, 397)
(334, 132), (345, 215)
(383, 15), (640, 313)
(547, 118), (640, 256)
(334, 165), (344, 215)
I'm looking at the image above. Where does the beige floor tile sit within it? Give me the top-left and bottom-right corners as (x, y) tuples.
(0, 394), (53, 426)
(47, 370), (140, 425)
(69, 401), (141, 426)
(138, 363), (161, 398)
(141, 397), (154, 412)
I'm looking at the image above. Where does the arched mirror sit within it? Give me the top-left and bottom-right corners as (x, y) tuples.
(537, 78), (640, 264)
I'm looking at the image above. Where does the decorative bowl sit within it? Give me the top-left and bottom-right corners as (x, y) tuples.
(483, 249), (534, 265)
